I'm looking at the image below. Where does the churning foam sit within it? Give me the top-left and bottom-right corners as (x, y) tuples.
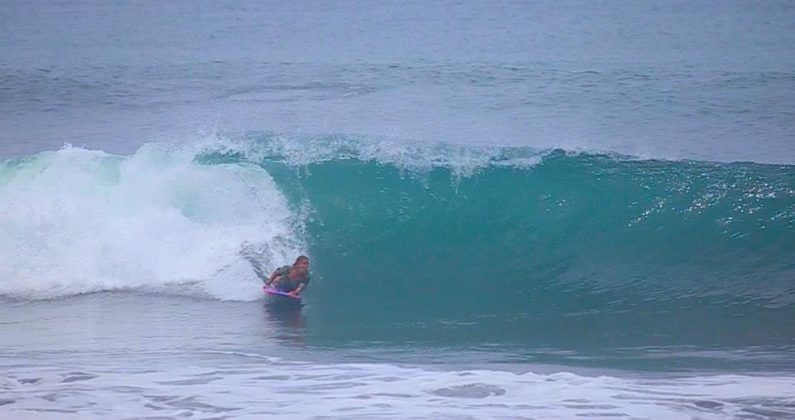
(211, 131), (550, 176)
(0, 143), (303, 300)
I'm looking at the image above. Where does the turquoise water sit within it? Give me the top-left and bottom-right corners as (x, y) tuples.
(2, 1), (795, 418)
(263, 152), (794, 351)
(1, 141), (793, 418)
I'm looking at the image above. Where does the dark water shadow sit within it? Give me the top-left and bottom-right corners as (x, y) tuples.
(263, 298), (307, 346)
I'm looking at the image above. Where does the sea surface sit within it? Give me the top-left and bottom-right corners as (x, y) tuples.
(1, 1), (794, 418)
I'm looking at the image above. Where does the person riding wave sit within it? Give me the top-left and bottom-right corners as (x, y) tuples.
(266, 256), (311, 298)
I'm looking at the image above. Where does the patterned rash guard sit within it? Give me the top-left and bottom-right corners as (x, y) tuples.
(273, 265), (311, 292)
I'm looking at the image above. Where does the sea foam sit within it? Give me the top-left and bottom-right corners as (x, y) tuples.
(0, 143), (304, 300)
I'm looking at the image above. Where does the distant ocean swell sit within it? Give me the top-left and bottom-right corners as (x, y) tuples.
(1, 136), (793, 346)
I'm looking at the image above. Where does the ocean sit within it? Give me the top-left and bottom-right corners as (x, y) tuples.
(1, 1), (794, 418)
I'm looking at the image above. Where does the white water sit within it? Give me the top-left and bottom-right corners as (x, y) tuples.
(3, 353), (794, 419)
(0, 143), (303, 300)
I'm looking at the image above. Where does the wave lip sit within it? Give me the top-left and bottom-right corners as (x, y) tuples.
(201, 132), (554, 175)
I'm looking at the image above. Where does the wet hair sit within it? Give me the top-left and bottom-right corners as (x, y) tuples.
(294, 255), (309, 265)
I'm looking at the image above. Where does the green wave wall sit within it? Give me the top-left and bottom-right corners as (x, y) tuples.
(256, 151), (794, 349)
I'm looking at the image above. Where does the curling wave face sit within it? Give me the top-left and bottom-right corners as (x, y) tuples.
(2, 135), (793, 349)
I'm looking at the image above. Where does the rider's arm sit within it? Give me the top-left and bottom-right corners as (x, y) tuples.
(267, 271), (281, 285)
(291, 283), (306, 296)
